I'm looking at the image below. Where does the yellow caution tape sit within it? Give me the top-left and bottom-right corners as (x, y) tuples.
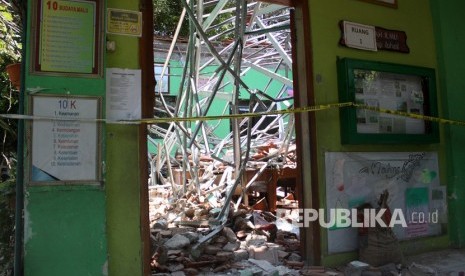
(134, 102), (353, 124)
(1, 102), (465, 126)
(353, 103), (465, 126)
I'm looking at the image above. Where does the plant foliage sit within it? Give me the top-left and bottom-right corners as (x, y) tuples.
(153, 0), (189, 37)
(0, 0), (23, 274)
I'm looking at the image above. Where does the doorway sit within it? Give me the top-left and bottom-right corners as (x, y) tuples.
(144, 0), (317, 272)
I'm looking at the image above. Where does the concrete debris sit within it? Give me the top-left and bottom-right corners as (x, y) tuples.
(181, 231), (200, 243)
(245, 234), (268, 247)
(168, 263), (185, 272)
(148, 1), (305, 273)
(233, 249), (250, 262)
(170, 271), (186, 276)
(248, 245), (279, 265)
(151, 219), (168, 230)
(223, 241), (240, 252)
(149, 78), (301, 274)
(149, 128), (302, 275)
(284, 260), (304, 269)
(203, 244), (221, 255)
(149, 180), (306, 275)
(248, 259), (279, 275)
(164, 234), (191, 250)
(223, 227), (238, 243)
(287, 252), (302, 262)
(216, 251), (234, 262)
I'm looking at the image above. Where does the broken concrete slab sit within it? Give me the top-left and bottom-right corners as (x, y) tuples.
(248, 245), (279, 265)
(246, 234), (268, 247)
(181, 231), (199, 243)
(203, 244), (222, 255)
(287, 252), (302, 262)
(233, 249), (249, 262)
(223, 241), (241, 252)
(164, 234), (191, 250)
(223, 226), (238, 242)
(152, 219), (168, 230)
(248, 259), (279, 276)
(216, 251), (234, 262)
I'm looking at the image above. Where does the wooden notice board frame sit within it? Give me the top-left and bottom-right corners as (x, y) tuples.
(337, 58), (439, 144)
(30, 0), (104, 77)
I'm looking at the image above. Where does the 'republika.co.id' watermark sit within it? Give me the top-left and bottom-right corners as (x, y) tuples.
(276, 208), (440, 228)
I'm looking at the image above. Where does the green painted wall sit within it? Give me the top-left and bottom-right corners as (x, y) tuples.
(106, 125), (143, 276)
(308, 0), (449, 265)
(105, 0), (144, 275)
(430, 0), (465, 247)
(23, 0), (146, 275)
(23, 0), (108, 275)
(24, 187), (107, 276)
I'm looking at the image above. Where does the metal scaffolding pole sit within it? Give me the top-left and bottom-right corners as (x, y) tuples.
(150, 1), (295, 218)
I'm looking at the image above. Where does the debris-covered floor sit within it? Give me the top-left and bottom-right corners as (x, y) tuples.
(148, 182), (465, 276)
(148, 180), (324, 276)
(404, 249), (465, 276)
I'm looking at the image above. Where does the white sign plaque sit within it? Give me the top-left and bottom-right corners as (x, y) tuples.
(342, 21), (377, 51)
(31, 95), (101, 182)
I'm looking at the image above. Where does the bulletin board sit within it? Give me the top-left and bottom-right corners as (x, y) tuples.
(325, 152), (446, 254)
(338, 58), (439, 144)
(29, 95), (102, 184)
(31, 0), (103, 76)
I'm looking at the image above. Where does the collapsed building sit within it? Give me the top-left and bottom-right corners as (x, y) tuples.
(146, 1), (307, 274)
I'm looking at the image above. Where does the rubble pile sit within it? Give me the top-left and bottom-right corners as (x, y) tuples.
(147, 85), (339, 274)
(149, 177), (346, 276)
(149, 186), (310, 275)
(147, 106), (322, 275)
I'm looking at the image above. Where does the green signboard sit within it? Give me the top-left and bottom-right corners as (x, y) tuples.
(35, 0), (100, 74)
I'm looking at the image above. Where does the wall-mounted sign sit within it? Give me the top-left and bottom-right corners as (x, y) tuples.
(32, 0), (103, 76)
(107, 8), (142, 37)
(340, 21), (409, 53)
(30, 95), (102, 184)
(375, 26), (410, 53)
(340, 21), (377, 51)
(106, 68), (142, 121)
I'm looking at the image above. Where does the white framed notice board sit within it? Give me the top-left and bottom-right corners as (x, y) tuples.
(29, 95), (102, 184)
(325, 151), (445, 253)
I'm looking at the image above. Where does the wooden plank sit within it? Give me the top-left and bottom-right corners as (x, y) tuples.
(140, 0), (155, 274)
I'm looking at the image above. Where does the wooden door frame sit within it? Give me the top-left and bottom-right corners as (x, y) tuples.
(140, 0), (155, 275)
(290, 0), (321, 265)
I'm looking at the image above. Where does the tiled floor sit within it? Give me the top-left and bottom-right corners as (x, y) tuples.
(404, 249), (465, 275)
